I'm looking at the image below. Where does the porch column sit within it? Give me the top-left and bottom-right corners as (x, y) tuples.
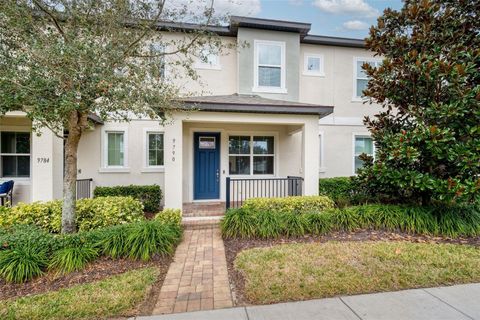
(31, 127), (63, 201)
(302, 118), (320, 196)
(164, 118), (183, 209)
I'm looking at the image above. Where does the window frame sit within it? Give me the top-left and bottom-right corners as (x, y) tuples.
(228, 134), (276, 176)
(303, 53), (325, 77)
(0, 131), (31, 179)
(353, 57), (382, 101)
(101, 128), (129, 171)
(253, 40), (287, 94)
(149, 42), (167, 80)
(195, 46), (221, 70)
(144, 130), (165, 170)
(352, 133), (375, 175)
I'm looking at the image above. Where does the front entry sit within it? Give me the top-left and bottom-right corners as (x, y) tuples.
(194, 132), (220, 200)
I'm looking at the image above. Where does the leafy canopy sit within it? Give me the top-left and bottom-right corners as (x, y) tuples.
(357, 0), (480, 204)
(0, 0), (227, 133)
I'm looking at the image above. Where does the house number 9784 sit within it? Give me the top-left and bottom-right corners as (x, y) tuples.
(37, 157), (50, 164)
(172, 138), (176, 162)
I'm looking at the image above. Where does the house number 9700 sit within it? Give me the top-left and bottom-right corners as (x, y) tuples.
(37, 157), (50, 164)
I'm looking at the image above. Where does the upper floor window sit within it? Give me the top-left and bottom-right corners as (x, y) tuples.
(303, 54), (324, 76)
(150, 43), (166, 80)
(354, 58), (381, 99)
(253, 40), (286, 93)
(353, 135), (374, 174)
(0, 131), (30, 178)
(195, 47), (220, 70)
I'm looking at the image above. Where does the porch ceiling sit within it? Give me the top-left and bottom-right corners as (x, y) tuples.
(179, 94), (333, 118)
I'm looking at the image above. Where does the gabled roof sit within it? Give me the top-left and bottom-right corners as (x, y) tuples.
(180, 94), (333, 117)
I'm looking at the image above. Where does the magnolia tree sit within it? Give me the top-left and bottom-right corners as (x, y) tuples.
(0, 0), (230, 233)
(356, 0), (480, 204)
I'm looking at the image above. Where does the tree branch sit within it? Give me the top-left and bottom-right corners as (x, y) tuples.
(32, 0), (68, 42)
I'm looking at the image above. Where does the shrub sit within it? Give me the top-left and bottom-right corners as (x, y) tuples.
(221, 208), (257, 239)
(125, 220), (182, 261)
(242, 196), (334, 214)
(97, 224), (130, 259)
(76, 196), (144, 231)
(318, 177), (354, 206)
(155, 209), (182, 226)
(49, 246), (99, 274)
(94, 185), (162, 212)
(0, 197), (144, 232)
(222, 202), (480, 239)
(0, 246), (48, 283)
(0, 224), (61, 253)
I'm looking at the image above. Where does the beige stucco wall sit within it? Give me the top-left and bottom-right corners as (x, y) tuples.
(76, 119), (166, 203)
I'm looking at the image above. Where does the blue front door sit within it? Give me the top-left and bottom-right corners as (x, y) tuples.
(194, 132), (220, 200)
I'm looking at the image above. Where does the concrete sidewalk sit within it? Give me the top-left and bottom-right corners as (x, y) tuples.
(135, 283), (480, 320)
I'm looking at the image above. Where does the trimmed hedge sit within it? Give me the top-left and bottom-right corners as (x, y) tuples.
(0, 217), (182, 283)
(155, 209), (182, 226)
(221, 203), (480, 239)
(94, 185), (162, 212)
(242, 196), (335, 214)
(0, 196), (144, 233)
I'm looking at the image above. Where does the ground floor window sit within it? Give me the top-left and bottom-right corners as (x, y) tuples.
(229, 135), (274, 175)
(354, 135), (374, 173)
(106, 131), (125, 167)
(0, 131), (31, 178)
(147, 132), (164, 167)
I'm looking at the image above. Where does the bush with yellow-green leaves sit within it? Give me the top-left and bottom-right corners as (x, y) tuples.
(0, 196), (144, 233)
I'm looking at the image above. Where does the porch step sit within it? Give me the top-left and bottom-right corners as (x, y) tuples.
(182, 216), (223, 230)
(182, 202), (226, 217)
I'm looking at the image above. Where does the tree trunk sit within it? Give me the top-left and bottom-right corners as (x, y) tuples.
(62, 111), (88, 234)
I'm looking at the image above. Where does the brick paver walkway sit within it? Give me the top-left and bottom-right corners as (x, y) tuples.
(152, 227), (233, 314)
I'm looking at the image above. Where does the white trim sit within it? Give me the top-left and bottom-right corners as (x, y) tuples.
(0, 131), (32, 179)
(353, 56), (382, 100)
(142, 128), (165, 171)
(319, 115), (364, 126)
(101, 127), (129, 171)
(303, 53), (325, 77)
(318, 131), (326, 173)
(227, 132), (278, 177)
(352, 132), (375, 175)
(252, 40), (287, 94)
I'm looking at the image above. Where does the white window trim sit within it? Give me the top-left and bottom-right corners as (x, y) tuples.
(194, 47), (221, 70)
(227, 133), (278, 177)
(0, 130), (32, 179)
(352, 133), (375, 175)
(142, 128), (165, 173)
(252, 40), (287, 94)
(303, 53), (325, 77)
(150, 42), (170, 80)
(352, 57), (382, 102)
(319, 131), (326, 173)
(100, 128), (129, 172)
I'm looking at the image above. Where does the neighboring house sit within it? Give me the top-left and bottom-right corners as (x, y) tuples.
(0, 16), (381, 209)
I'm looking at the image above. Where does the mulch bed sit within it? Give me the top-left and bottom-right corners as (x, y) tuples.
(0, 254), (173, 310)
(223, 230), (480, 306)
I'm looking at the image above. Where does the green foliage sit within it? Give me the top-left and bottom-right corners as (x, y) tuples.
(318, 177), (373, 207)
(0, 246), (48, 283)
(0, 224), (61, 253)
(358, 0), (480, 203)
(0, 197), (144, 232)
(155, 208), (182, 226)
(221, 208), (257, 239)
(50, 246), (99, 274)
(125, 220), (182, 261)
(94, 185), (162, 212)
(222, 203), (480, 239)
(97, 225), (130, 259)
(242, 196), (335, 214)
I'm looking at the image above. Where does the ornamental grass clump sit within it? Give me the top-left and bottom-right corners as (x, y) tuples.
(49, 246), (98, 274)
(0, 246), (48, 283)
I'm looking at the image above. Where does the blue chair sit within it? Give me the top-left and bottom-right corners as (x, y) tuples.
(0, 180), (14, 207)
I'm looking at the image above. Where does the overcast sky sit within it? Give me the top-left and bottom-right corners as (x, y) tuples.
(209, 0), (403, 39)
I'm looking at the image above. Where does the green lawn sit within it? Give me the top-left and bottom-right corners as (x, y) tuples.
(235, 241), (480, 304)
(0, 267), (158, 320)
